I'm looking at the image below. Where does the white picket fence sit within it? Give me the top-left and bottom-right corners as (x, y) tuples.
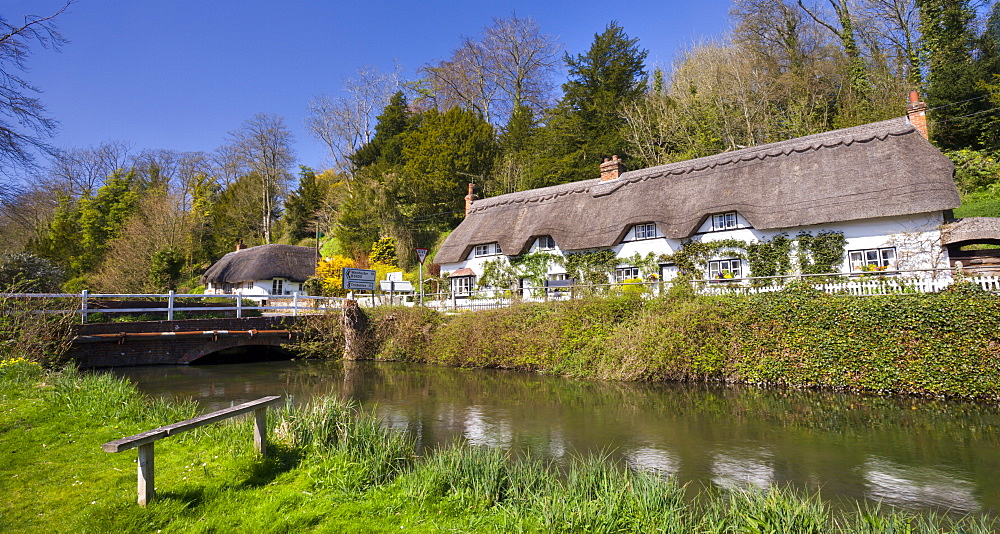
(5, 271), (998, 320)
(423, 270), (1000, 311)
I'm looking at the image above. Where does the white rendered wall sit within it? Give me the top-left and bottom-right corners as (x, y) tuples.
(438, 211), (949, 279)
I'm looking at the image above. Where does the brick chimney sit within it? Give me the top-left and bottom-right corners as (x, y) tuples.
(906, 91), (929, 140)
(600, 155), (625, 181)
(235, 238), (247, 252)
(464, 183), (478, 216)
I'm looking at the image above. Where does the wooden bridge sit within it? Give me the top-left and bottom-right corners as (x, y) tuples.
(69, 316), (306, 368)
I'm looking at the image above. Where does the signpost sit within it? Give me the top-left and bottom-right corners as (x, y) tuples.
(342, 268), (376, 291)
(415, 248), (429, 306)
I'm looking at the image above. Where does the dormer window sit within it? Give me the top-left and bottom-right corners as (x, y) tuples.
(537, 236), (557, 250)
(711, 212), (738, 231)
(473, 243), (502, 257)
(633, 223), (657, 240)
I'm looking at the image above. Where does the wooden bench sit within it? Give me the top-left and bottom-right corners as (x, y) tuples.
(101, 395), (283, 505)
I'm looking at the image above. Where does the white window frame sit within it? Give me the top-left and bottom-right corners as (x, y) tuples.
(537, 236), (556, 250)
(473, 243), (502, 257)
(451, 275), (475, 296)
(615, 267), (641, 282)
(711, 212), (738, 231)
(848, 247), (897, 271)
(272, 278), (284, 295)
(707, 259), (742, 279)
(633, 223), (657, 240)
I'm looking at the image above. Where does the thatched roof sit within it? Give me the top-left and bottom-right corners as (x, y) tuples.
(435, 118), (959, 264)
(201, 244), (316, 284)
(941, 217), (1000, 246)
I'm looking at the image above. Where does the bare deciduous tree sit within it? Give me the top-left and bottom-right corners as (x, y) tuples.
(419, 14), (560, 126)
(305, 64), (400, 169)
(46, 140), (133, 196)
(0, 1), (72, 174)
(853, 0), (920, 87)
(225, 113), (295, 243)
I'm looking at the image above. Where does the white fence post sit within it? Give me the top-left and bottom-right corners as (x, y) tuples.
(81, 290), (89, 324)
(167, 290), (175, 321)
(292, 292), (299, 316)
(235, 296), (243, 318)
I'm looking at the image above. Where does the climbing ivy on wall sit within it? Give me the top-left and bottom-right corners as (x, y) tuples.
(746, 234), (792, 281)
(668, 232), (844, 280)
(478, 257), (519, 291)
(563, 250), (618, 285)
(667, 239), (747, 275)
(797, 231), (847, 275)
(478, 251), (562, 294)
(623, 252), (662, 280)
(510, 252), (561, 289)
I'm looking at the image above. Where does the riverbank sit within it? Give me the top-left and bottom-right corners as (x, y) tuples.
(327, 282), (1000, 400)
(1, 360), (995, 532)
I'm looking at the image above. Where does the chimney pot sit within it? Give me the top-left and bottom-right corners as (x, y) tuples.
(906, 91), (929, 140)
(599, 155), (625, 182)
(464, 183), (479, 217)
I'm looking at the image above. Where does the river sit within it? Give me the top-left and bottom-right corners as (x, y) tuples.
(105, 358), (1000, 515)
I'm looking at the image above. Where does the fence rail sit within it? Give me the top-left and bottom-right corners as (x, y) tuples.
(4, 268), (999, 319)
(420, 268), (1000, 311)
(2, 290), (344, 323)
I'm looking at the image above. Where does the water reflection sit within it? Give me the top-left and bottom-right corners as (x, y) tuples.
(105, 359), (1000, 514)
(861, 458), (981, 513)
(711, 449), (775, 490)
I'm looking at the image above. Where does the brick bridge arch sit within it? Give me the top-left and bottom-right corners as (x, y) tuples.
(69, 316), (305, 368)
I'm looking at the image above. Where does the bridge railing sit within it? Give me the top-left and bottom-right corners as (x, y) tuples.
(2, 291), (343, 323)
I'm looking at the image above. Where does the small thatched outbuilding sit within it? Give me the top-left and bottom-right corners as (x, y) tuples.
(201, 244), (316, 299)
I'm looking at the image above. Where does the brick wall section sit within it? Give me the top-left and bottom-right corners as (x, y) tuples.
(69, 316), (306, 368)
(74, 316), (299, 335)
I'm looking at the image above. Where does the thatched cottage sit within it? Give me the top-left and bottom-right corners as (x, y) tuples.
(201, 243), (316, 300)
(435, 100), (991, 294)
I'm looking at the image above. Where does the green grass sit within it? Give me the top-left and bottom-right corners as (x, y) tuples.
(1, 360), (996, 533)
(955, 190), (1000, 218)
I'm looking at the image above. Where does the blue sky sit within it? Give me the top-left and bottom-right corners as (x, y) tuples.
(13, 0), (734, 173)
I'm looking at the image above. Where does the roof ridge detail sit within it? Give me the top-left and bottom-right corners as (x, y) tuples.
(468, 118), (913, 212)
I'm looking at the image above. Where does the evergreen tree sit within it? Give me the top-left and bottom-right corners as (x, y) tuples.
(349, 91), (413, 169)
(529, 22), (647, 186)
(918, 0), (991, 149)
(283, 166), (326, 242)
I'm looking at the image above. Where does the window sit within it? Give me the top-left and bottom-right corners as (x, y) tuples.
(711, 212), (738, 231)
(633, 223), (657, 240)
(473, 243), (501, 257)
(451, 276), (475, 296)
(615, 267), (641, 282)
(271, 279), (284, 295)
(707, 259), (742, 279)
(537, 236), (557, 250)
(849, 247), (896, 271)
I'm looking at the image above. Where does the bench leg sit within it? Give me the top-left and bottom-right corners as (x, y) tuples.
(138, 442), (154, 506)
(253, 408), (267, 456)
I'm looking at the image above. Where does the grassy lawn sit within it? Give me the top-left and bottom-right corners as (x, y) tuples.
(955, 191), (1000, 218)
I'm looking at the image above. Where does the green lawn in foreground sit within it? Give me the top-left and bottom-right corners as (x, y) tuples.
(1, 359), (995, 533)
